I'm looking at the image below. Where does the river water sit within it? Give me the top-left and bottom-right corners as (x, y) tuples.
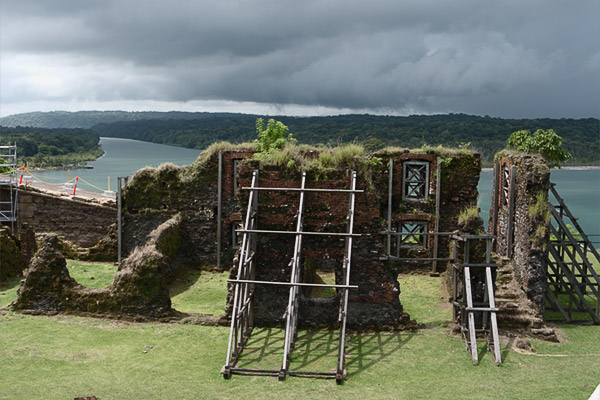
(31, 137), (201, 192)
(32, 137), (599, 236)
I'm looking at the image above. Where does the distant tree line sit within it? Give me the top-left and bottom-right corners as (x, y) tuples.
(92, 114), (599, 166)
(2, 112), (598, 167)
(0, 126), (103, 168)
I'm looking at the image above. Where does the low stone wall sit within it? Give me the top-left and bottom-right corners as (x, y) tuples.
(0, 185), (117, 248)
(12, 216), (183, 319)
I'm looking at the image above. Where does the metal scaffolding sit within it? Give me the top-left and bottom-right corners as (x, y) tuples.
(0, 143), (19, 233)
(222, 170), (361, 383)
(545, 184), (600, 324)
(450, 235), (501, 364)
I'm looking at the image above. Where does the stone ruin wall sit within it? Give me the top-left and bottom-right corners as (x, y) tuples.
(386, 151), (481, 269)
(12, 215), (181, 319)
(234, 165), (407, 328)
(122, 149), (255, 269)
(489, 153), (551, 312)
(8, 146), (482, 326)
(0, 185), (116, 248)
(230, 150), (481, 328)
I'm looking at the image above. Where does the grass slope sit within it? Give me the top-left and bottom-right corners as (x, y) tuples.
(0, 267), (599, 399)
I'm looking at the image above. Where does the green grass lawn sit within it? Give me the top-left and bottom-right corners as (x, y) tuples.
(1, 268), (599, 399)
(169, 266), (229, 315)
(67, 260), (118, 288)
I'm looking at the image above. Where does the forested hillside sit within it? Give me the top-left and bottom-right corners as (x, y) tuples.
(1, 111), (597, 166)
(92, 114), (598, 166)
(0, 127), (103, 168)
(0, 110), (238, 129)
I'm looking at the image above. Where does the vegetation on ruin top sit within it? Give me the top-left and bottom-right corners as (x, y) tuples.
(506, 129), (571, 168)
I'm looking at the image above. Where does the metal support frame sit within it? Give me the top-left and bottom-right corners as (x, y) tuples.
(545, 184), (600, 324)
(432, 157), (442, 273)
(217, 151), (223, 268)
(451, 235), (501, 364)
(117, 176), (128, 265)
(0, 143), (18, 233)
(222, 170), (362, 383)
(387, 158), (393, 256)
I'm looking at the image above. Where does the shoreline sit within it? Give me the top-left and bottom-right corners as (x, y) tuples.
(482, 165), (600, 172)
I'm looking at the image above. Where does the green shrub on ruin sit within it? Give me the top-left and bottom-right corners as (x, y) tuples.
(506, 129), (571, 168)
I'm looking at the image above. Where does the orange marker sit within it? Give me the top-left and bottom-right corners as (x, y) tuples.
(19, 166), (24, 184)
(73, 176), (79, 195)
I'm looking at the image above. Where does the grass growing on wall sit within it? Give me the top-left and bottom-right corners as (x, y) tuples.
(2, 271), (600, 399)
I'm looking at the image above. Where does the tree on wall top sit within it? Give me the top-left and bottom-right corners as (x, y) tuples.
(254, 118), (296, 155)
(506, 129), (571, 168)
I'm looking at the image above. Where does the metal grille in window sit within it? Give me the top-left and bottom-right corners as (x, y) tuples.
(398, 221), (427, 248)
(403, 161), (429, 201)
(501, 166), (510, 207)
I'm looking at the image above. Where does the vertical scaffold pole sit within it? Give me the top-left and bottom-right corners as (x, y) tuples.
(280, 171), (307, 380)
(387, 158), (393, 256)
(217, 151), (223, 269)
(117, 176), (125, 265)
(223, 170), (259, 377)
(432, 157), (441, 274)
(337, 171), (357, 384)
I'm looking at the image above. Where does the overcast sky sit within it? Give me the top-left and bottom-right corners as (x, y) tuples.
(1, 0), (599, 118)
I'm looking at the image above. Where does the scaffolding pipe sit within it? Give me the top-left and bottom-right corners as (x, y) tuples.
(281, 171), (306, 379)
(117, 177), (124, 265)
(217, 151), (223, 269)
(432, 157), (441, 274)
(387, 158), (393, 256)
(337, 170), (357, 383)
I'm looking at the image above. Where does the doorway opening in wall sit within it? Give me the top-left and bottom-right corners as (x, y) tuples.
(67, 260), (118, 290)
(301, 258), (337, 299)
(168, 265), (229, 316)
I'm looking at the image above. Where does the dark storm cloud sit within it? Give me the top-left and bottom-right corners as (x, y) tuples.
(1, 0), (599, 117)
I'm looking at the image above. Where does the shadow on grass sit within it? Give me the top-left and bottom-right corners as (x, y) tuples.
(168, 266), (203, 298)
(236, 327), (286, 369)
(345, 331), (416, 377)
(233, 326), (416, 378)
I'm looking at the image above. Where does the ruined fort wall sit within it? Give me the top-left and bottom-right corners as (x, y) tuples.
(1, 185), (116, 247)
(489, 153), (550, 311)
(121, 145), (481, 327)
(377, 149), (481, 269)
(234, 165), (406, 327)
(122, 148), (255, 267)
